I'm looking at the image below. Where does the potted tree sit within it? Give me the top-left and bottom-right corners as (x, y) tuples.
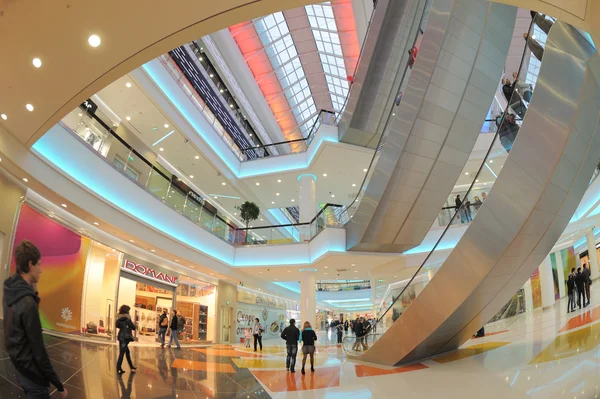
(236, 201), (260, 244)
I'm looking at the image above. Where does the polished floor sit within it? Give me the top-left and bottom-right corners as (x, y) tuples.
(3, 287), (600, 398)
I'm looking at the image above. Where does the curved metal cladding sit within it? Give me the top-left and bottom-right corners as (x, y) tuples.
(346, 0), (516, 252)
(359, 21), (600, 366)
(338, 0), (427, 148)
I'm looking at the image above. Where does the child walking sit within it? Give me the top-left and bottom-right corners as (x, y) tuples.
(244, 327), (252, 348)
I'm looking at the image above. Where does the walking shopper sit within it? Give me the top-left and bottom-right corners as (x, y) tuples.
(177, 311), (185, 340)
(575, 267), (587, 309)
(583, 264), (592, 306)
(567, 274), (576, 313)
(344, 320), (349, 332)
(3, 241), (68, 398)
(158, 309), (168, 347)
(300, 321), (318, 375)
(281, 319), (300, 372)
(167, 309), (181, 349)
(116, 305), (137, 374)
(253, 318), (264, 352)
(336, 322), (344, 343)
(352, 317), (364, 351)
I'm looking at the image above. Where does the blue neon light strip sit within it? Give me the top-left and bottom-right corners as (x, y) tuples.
(152, 130), (175, 146)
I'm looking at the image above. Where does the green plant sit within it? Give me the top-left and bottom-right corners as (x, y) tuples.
(236, 201), (260, 243)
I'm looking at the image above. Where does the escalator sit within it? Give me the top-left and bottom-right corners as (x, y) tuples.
(344, 17), (600, 366)
(344, 0), (517, 252)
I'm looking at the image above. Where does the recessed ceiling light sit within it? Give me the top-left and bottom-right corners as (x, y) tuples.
(354, 270), (358, 273)
(392, 113), (396, 116)
(287, 270), (291, 273)
(164, 124), (169, 128)
(363, 168), (368, 172)
(277, 179), (281, 183)
(222, 182), (226, 186)
(220, 89), (224, 93)
(61, 203), (67, 208)
(489, 160), (494, 163)
(88, 34), (101, 47)
(234, 212), (237, 215)
(129, 240), (134, 243)
(352, 183), (356, 187)
(93, 222), (99, 226)
(126, 116), (131, 121)
(324, 266), (328, 269)
(32, 58), (42, 68)
(22, 178), (28, 183)
(351, 264), (356, 266)
(199, 57), (203, 61)
(255, 182), (260, 186)
(190, 175), (194, 179)
(229, 104), (234, 108)
(276, 193), (280, 196)
(125, 82), (132, 88)
(291, 199), (295, 202)
(331, 194), (335, 198)
(475, 179), (479, 183)
(271, 201), (275, 204)
(394, 275), (398, 278)
(323, 173), (327, 177)
(465, 172), (469, 175)
(324, 272), (328, 275)
(210, 74), (214, 78)
(159, 148), (164, 152)
(194, 155), (200, 159)
(25, 104), (34, 112)
(260, 218), (264, 221)
(151, 249), (156, 252)
(1, 114), (7, 120)
(175, 259), (179, 262)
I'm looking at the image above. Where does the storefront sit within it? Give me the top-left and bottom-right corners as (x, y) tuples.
(235, 287), (298, 342)
(7, 202), (217, 344)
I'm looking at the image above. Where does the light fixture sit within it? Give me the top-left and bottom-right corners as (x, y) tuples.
(331, 194), (335, 198)
(220, 89), (224, 93)
(291, 199), (295, 202)
(363, 168), (368, 172)
(195, 155), (200, 159)
(352, 183), (356, 187)
(190, 175), (194, 179)
(22, 178), (28, 183)
(351, 264), (355, 266)
(354, 270), (358, 273)
(324, 272), (328, 275)
(475, 179), (479, 183)
(151, 249), (156, 252)
(222, 182), (226, 186)
(392, 113), (396, 116)
(164, 124), (169, 128)
(271, 201), (275, 204)
(324, 266), (328, 269)
(88, 34), (101, 47)
(489, 160), (494, 163)
(234, 212), (237, 215)
(32, 58), (42, 68)
(260, 218), (264, 221)
(26, 104), (34, 112)
(61, 203), (67, 208)
(93, 222), (99, 226)
(255, 182), (260, 186)
(126, 116), (131, 121)
(229, 104), (234, 108)
(276, 193), (280, 196)
(465, 172), (469, 175)
(125, 82), (132, 88)
(129, 239), (134, 243)
(323, 173), (327, 177)
(159, 147), (164, 152)
(277, 179), (281, 183)
(210, 74), (214, 78)
(199, 57), (203, 61)
(175, 259), (179, 262)
(1, 114), (7, 120)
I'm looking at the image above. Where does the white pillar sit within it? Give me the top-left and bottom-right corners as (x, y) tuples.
(300, 273), (316, 329)
(523, 279), (533, 312)
(298, 174), (317, 241)
(538, 256), (556, 310)
(586, 229), (599, 279)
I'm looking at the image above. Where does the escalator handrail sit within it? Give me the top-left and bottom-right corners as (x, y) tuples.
(376, 15), (540, 325)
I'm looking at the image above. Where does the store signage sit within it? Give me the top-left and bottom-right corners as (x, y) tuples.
(121, 258), (178, 286)
(79, 98), (98, 115)
(237, 290), (286, 310)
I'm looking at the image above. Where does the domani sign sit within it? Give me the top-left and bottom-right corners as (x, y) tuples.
(121, 258), (178, 286)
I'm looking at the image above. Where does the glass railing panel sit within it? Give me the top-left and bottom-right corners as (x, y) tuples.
(183, 198), (202, 223)
(165, 185), (187, 214)
(373, 14), (548, 336)
(147, 170), (171, 200)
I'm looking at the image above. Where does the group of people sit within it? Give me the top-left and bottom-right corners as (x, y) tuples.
(157, 308), (185, 349)
(243, 318), (265, 351)
(280, 319), (318, 374)
(455, 193), (486, 224)
(350, 317), (374, 351)
(566, 264), (592, 312)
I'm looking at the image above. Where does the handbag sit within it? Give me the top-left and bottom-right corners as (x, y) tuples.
(86, 322), (98, 334)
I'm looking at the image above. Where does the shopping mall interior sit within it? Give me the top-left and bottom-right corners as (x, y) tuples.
(1, 0), (600, 397)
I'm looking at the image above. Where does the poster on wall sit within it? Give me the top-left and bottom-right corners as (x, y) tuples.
(10, 204), (90, 334)
(235, 305), (286, 342)
(530, 268), (542, 309)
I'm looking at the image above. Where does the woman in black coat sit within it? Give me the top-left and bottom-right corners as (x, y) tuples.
(116, 305), (137, 374)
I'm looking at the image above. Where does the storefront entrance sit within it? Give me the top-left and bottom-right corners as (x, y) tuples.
(220, 306), (233, 343)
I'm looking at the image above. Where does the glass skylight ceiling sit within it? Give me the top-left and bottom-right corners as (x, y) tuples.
(305, 2), (350, 112)
(253, 12), (318, 136)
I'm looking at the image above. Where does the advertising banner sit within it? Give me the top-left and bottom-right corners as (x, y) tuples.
(121, 255), (179, 287)
(236, 289), (286, 310)
(10, 204), (90, 334)
(234, 303), (287, 342)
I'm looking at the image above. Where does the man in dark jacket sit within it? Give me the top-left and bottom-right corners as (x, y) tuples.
(158, 309), (168, 347)
(280, 319), (300, 372)
(583, 264), (592, 306)
(167, 309), (181, 349)
(3, 241), (68, 398)
(575, 267), (587, 309)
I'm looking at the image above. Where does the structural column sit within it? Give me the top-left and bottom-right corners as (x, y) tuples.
(300, 273), (316, 329)
(538, 256), (556, 310)
(298, 174), (317, 241)
(586, 229), (599, 279)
